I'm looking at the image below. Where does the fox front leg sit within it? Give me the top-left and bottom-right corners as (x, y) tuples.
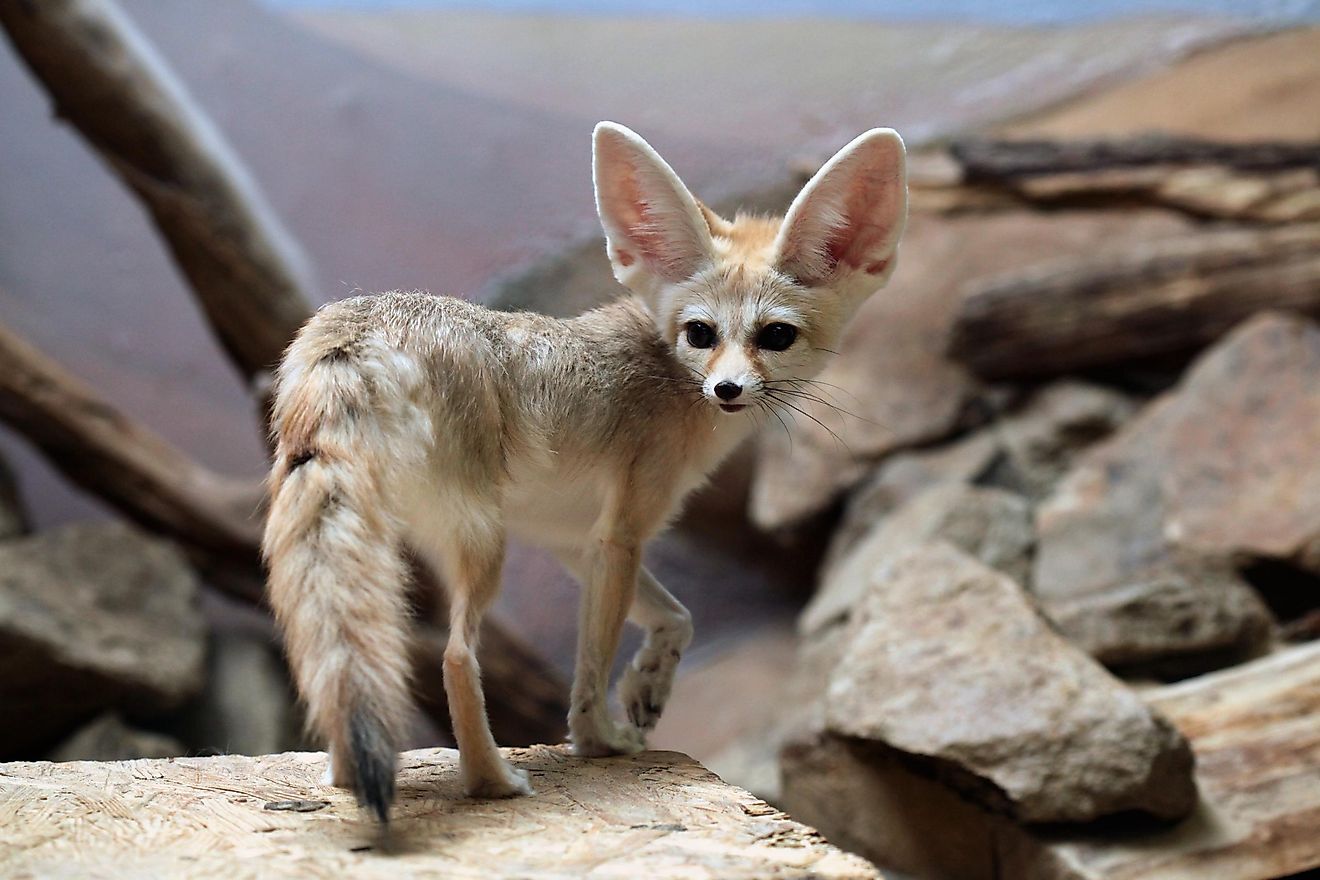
(619, 568), (692, 732)
(568, 533), (645, 757)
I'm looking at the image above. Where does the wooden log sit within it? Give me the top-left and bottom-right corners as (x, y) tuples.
(949, 135), (1320, 178)
(948, 223), (1320, 381)
(916, 137), (1320, 223)
(0, 0), (316, 386)
(0, 317), (265, 572)
(0, 746), (880, 879)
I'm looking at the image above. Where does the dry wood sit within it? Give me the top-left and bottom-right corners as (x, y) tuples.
(914, 136), (1320, 223)
(0, 318), (265, 572)
(947, 223), (1320, 380)
(0, 746), (879, 879)
(0, 0), (317, 386)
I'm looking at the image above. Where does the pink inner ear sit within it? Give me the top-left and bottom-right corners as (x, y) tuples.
(614, 249), (635, 267)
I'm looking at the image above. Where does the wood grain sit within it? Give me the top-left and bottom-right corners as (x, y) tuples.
(0, 746), (880, 879)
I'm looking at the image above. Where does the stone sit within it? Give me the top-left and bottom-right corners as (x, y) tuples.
(170, 629), (300, 757)
(0, 522), (205, 757)
(47, 714), (184, 762)
(749, 209), (1191, 532)
(804, 484), (1034, 635)
(1034, 313), (1320, 667)
(1045, 561), (1272, 677)
(988, 380), (1138, 501)
(785, 644), (1320, 880)
(824, 543), (1196, 824)
(827, 429), (1003, 570)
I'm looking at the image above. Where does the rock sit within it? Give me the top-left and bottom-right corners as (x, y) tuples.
(784, 639), (1320, 880)
(987, 380), (1138, 501)
(1004, 641), (1320, 879)
(0, 451), (28, 540)
(170, 629), (300, 757)
(1, 745), (882, 879)
(749, 209), (1191, 532)
(828, 380), (1134, 575)
(824, 544), (1196, 824)
(47, 714), (184, 762)
(1034, 313), (1320, 667)
(0, 522), (205, 757)
(805, 484), (1034, 635)
(1045, 561), (1272, 677)
(828, 429), (1003, 569)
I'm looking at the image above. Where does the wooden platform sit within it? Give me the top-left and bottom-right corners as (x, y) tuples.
(0, 745), (879, 879)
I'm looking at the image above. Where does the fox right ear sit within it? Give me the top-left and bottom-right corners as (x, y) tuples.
(593, 122), (715, 300)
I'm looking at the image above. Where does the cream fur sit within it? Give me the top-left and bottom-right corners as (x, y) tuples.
(262, 122), (907, 820)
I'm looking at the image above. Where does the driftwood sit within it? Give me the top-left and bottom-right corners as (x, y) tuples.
(914, 136), (1320, 223)
(0, 317), (265, 571)
(0, 746), (879, 879)
(0, 0), (317, 387)
(947, 223), (1320, 380)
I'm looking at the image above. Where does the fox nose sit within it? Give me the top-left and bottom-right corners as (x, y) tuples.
(714, 381), (743, 401)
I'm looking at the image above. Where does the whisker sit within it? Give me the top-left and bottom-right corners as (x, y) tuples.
(764, 391), (852, 453)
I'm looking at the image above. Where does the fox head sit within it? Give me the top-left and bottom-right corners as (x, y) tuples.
(592, 121), (907, 415)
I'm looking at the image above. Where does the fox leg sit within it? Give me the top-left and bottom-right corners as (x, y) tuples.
(619, 568), (693, 733)
(567, 534), (645, 757)
(419, 517), (531, 799)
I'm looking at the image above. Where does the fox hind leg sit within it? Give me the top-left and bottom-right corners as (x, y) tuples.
(619, 568), (693, 732)
(426, 516), (531, 799)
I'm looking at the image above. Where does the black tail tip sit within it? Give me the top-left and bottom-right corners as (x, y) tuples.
(349, 710), (396, 824)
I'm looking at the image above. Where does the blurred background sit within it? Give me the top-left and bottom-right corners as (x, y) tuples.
(2, 1), (1319, 876)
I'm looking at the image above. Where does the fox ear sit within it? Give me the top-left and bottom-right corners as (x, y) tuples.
(774, 128), (907, 291)
(593, 122), (715, 298)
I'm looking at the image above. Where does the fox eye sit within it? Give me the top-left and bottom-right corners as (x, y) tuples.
(756, 322), (798, 351)
(684, 321), (717, 349)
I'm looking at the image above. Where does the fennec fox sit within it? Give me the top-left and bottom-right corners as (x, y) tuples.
(263, 122), (907, 821)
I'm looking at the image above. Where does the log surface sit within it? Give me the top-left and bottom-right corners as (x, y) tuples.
(0, 746), (879, 879)
(947, 223), (1320, 380)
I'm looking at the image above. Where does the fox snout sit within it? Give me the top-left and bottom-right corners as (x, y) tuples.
(702, 347), (762, 413)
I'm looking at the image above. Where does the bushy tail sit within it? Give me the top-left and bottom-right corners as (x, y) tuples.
(262, 332), (421, 823)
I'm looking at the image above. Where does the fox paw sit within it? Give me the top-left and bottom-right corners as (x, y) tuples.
(570, 718), (646, 757)
(463, 762), (533, 799)
(620, 666), (671, 732)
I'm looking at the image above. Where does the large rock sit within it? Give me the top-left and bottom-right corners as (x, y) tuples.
(0, 522), (205, 757)
(804, 484), (1034, 635)
(827, 380), (1135, 575)
(823, 544), (1196, 824)
(1034, 313), (1320, 668)
(47, 714), (184, 762)
(169, 629), (300, 757)
(785, 643), (1320, 880)
(749, 209), (1191, 532)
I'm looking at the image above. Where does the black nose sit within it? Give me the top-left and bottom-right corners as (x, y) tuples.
(714, 381), (742, 401)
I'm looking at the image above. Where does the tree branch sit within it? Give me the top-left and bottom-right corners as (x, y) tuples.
(0, 0), (316, 386)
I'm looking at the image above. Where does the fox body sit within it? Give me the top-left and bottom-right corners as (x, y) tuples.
(262, 122), (907, 821)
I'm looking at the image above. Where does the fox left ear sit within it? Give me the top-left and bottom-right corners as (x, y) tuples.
(774, 128), (907, 293)
(593, 122), (715, 302)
